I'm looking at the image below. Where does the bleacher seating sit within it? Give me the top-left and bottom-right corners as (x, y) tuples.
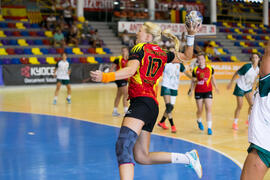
(195, 40), (236, 62)
(216, 21), (270, 60)
(0, 17), (114, 65)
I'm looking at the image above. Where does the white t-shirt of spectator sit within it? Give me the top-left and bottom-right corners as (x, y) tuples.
(47, 16), (56, 23)
(64, 9), (72, 18)
(236, 63), (259, 91)
(56, 60), (70, 80)
(162, 63), (186, 90)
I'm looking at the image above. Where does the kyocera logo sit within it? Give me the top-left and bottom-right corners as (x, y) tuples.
(21, 66), (55, 77)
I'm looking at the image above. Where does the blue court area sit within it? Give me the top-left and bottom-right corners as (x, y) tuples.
(0, 111), (241, 180)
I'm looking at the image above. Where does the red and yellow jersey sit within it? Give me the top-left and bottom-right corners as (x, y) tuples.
(128, 43), (175, 104)
(192, 65), (214, 93)
(113, 56), (128, 71)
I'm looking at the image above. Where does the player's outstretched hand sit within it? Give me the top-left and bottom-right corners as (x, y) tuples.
(90, 70), (103, 82)
(186, 21), (202, 35)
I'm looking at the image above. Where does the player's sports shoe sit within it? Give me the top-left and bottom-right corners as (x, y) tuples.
(53, 99), (57, 105)
(171, 125), (177, 133)
(112, 111), (120, 117)
(207, 128), (212, 135)
(158, 122), (169, 130)
(232, 122), (238, 130)
(186, 149), (203, 179)
(66, 98), (71, 104)
(197, 121), (204, 131)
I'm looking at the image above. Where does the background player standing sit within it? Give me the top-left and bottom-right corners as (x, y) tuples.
(109, 47), (129, 116)
(158, 60), (192, 133)
(227, 53), (260, 130)
(53, 53), (71, 105)
(189, 52), (219, 135)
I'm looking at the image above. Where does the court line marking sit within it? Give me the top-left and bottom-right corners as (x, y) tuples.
(0, 110), (243, 169)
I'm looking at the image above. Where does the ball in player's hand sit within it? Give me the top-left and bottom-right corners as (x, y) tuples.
(185, 10), (203, 29)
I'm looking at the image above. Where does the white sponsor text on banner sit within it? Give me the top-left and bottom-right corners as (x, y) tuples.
(118, 21), (216, 36)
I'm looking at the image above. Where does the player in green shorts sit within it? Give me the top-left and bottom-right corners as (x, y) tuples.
(227, 53), (260, 130)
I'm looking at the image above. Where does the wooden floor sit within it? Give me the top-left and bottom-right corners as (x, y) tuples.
(0, 82), (269, 179)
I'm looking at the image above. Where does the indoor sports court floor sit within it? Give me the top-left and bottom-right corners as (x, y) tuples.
(0, 82), (269, 179)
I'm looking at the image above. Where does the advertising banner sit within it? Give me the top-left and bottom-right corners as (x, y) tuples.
(118, 21), (216, 36)
(2, 64), (110, 85)
(2, 62), (245, 85)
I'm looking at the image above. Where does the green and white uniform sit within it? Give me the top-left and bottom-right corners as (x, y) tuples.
(161, 63), (185, 104)
(56, 60), (70, 85)
(248, 73), (270, 167)
(233, 63), (259, 96)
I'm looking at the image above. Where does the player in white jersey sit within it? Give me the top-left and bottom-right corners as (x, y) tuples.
(53, 53), (71, 104)
(158, 62), (192, 133)
(227, 53), (260, 130)
(240, 41), (270, 180)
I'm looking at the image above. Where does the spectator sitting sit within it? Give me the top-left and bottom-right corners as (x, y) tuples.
(53, 27), (65, 48)
(81, 21), (93, 40)
(128, 37), (135, 49)
(68, 23), (79, 46)
(205, 42), (221, 61)
(205, 44), (215, 56)
(46, 14), (56, 30)
(90, 29), (102, 48)
(57, 15), (67, 31)
(121, 30), (130, 46)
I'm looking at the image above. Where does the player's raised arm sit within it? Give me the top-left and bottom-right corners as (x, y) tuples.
(173, 11), (202, 63)
(260, 39), (270, 77)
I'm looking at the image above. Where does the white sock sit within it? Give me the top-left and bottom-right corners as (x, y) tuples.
(197, 118), (202, 122)
(124, 107), (128, 113)
(113, 107), (118, 112)
(234, 118), (238, 124)
(171, 153), (190, 164)
(67, 95), (71, 99)
(207, 121), (212, 129)
(54, 96), (58, 100)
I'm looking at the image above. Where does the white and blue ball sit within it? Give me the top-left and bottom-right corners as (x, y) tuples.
(185, 10), (203, 28)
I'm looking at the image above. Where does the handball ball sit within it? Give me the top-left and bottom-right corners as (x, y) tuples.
(185, 10), (203, 28)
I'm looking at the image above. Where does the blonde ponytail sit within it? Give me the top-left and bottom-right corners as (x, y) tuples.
(161, 29), (180, 52)
(143, 22), (180, 52)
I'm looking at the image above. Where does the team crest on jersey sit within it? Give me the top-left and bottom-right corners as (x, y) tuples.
(152, 46), (159, 51)
(200, 73), (205, 78)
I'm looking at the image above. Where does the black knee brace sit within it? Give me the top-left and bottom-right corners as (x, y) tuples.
(165, 103), (174, 113)
(115, 126), (138, 166)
